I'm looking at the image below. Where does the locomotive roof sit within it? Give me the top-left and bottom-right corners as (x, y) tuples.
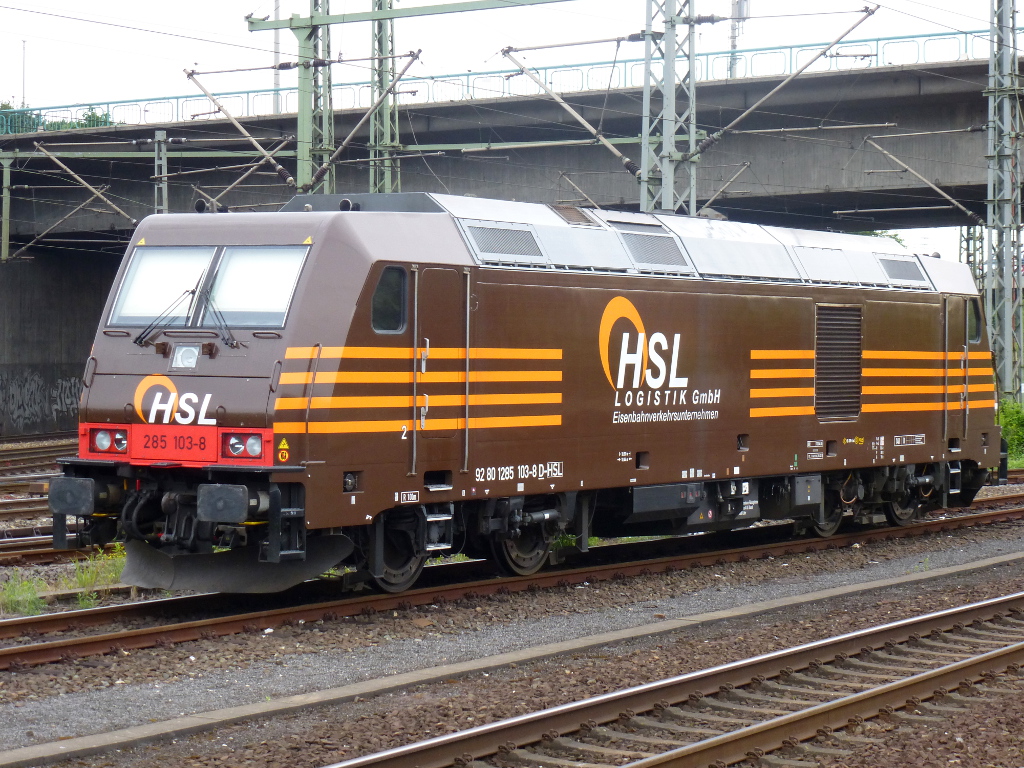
(269, 193), (977, 296)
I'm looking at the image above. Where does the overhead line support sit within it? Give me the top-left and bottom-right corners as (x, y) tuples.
(986, 0), (1023, 400)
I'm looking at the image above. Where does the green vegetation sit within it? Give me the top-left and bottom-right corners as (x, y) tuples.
(0, 102), (116, 135)
(0, 573), (47, 616)
(0, 545), (126, 617)
(999, 399), (1024, 467)
(59, 543), (126, 592)
(850, 230), (906, 247)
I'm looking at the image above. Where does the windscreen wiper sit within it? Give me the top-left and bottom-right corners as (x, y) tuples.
(200, 289), (242, 349)
(132, 288), (196, 347)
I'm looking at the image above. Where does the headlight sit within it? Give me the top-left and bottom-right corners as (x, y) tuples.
(223, 433), (265, 459)
(112, 430), (128, 452)
(93, 430), (112, 451)
(171, 344), (201, 369)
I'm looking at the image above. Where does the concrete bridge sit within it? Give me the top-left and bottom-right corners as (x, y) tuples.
(0, 48), (995, 434)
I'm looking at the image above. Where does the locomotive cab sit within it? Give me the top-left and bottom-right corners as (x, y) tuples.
(49, 211), (374, 592)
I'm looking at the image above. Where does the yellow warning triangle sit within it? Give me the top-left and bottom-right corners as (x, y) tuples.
(137, 238), (146, 245)
(302, 236), (312, 245)
(278, 438), (290, 450)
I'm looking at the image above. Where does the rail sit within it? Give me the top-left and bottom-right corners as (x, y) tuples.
(329, 591), (1024, 768)
(0, 26), (997, 136)
(2, 503), (1024, 669)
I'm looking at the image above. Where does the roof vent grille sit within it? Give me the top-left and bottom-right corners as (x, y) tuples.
(609, 220), (668, 235)
(550, 205), (597, 226)
(815, 304), (862, 421)
(622, 233), (689, 269)
(879, 258), (925, 282)
(467, 226), (543, 258)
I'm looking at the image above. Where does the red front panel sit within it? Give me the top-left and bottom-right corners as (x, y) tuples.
(131, 424), (218, 462)
(78, 423), (274, 467)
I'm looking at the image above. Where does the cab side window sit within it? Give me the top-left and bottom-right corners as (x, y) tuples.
(371, 266), (406, 333)
(968, 298), (982, 344)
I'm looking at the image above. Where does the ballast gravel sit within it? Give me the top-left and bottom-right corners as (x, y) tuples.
(40, 557), (1024, 768)
(1, 518), (1024, 766)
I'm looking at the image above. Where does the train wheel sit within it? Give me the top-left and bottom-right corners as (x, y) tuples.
(490, 526), (551, 576)
(371, 528), (427, 593)
(884, 496), (919, 527)
(811, 505), (844, 537)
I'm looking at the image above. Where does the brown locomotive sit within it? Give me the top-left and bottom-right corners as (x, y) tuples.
(49, 193), (1001, 593)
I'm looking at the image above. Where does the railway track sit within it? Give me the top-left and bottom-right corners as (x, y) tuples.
(328, 591), (1024, 768)
(0, 433), (75, 479)
(0, 496), (50, 521)
(0, 534), (102, 566)
(3, 504), (1024, 672)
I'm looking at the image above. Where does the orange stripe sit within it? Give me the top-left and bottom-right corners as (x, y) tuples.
(750, 369), (815, 379)
(287, 414), (562, 434)
(308, 419), (409, 434)
(273, 422), (308, 433)
(283, 370), (564, 385)
(275, 392), (564, 410)
(863, 350), (992, 361)
(470, 415), (562, 429)
(472, 370), (562, 382)
(285, 346), (563, 360)
(864, 385), (952, 395)
(749, 387), (815, 398)
(471, 393), (563, 405)
(862, 367), (995, 378)
(750, 350), (815, 360)
(280, 372), (314, 385)
(471, 348), (563, 360)
(749, 405), (816, 417)
(863, 402), (947, 413)
(862, 398), (997, 413)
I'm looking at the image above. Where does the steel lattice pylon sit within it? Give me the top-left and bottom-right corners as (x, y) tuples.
(369, 0), (401, 193)
(986, 0), (1023, 400)
(310, 0), (335, 194)
(640, 0), (697, 214)
(960, 225), (985, 285)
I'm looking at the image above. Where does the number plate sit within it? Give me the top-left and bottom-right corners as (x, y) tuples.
(131, 425), (217, 462)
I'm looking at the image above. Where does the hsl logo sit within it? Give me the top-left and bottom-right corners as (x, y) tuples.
(134, 375), (217, 425)
(599, 296), (689, 405)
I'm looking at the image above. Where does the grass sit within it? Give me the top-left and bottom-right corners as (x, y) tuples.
(999, 399), (1024, 467)
(0, 544), (127, 617)
(58, 543), (126, 593)
(0, 573), (48, 616)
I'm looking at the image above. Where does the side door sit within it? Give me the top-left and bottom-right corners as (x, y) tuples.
(411, 266), (468, 484)
(944, 295), (968, 445)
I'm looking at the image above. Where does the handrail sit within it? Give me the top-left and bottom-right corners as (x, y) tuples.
(0, 25), (998, 136)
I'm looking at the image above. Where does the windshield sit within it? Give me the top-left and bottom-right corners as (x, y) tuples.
(202, 246), (307, 327)
(109, 247), (214, 326)
(108, 244), (307, 328)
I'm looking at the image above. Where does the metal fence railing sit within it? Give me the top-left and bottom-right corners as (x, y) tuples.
(0, 26), (995, 136)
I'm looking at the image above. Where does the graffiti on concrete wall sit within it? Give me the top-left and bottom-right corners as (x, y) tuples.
(49, 376), (81, 422)
(0, 367), (82, 435)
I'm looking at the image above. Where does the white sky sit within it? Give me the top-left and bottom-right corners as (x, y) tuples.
(0, 0), (996, 255)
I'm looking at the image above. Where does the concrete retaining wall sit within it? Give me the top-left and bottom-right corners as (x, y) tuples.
(0, 251), (120, 435)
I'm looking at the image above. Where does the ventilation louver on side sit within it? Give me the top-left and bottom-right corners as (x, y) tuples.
(879, 258), (925, 282)
(815, 305), (862, 421)
(622, 233), (689, 269)
(467, 226), (543, 258)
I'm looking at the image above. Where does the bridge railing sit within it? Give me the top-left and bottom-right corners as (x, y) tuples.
(0, 26), (994, 136)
